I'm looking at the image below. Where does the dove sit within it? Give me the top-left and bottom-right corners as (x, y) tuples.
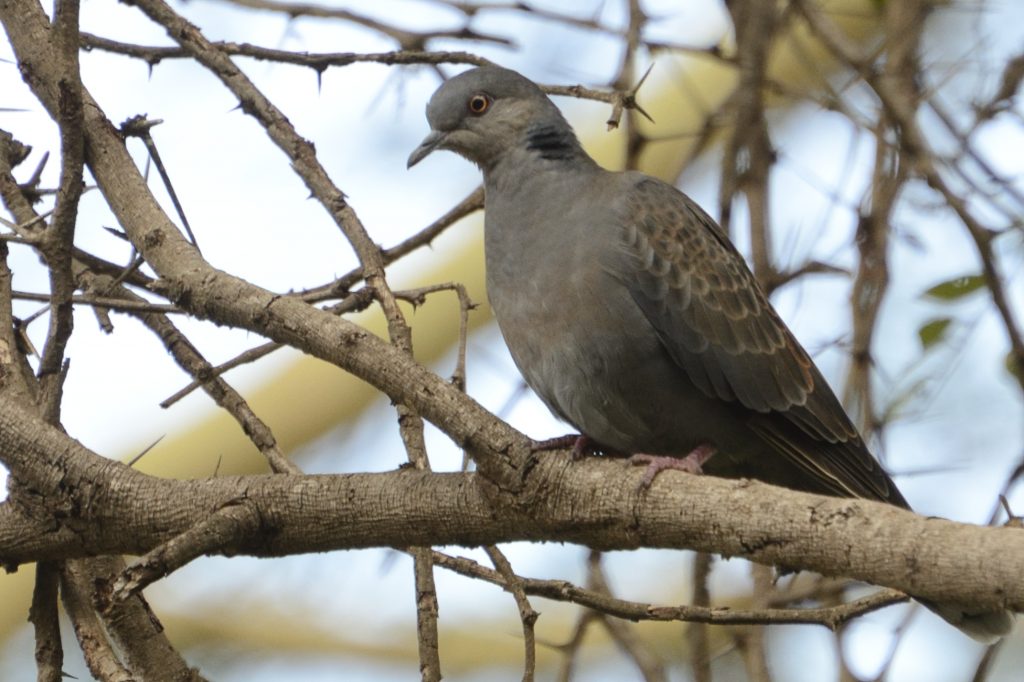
(407, 65), (1013, 642)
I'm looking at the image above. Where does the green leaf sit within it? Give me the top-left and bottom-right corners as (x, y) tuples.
(923, 275), (986, 301)
(918, 317), (952, 350)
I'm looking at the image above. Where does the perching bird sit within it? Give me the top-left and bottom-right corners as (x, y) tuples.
(407, 65), (1013, 642)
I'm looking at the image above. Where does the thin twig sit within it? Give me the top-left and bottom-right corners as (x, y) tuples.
(81, 32), (490, 70)
(160, 184), (482, 407)
(108, 502), (261, 601)
(736, 564), (773, 682)
(160, 287), (375, 407)
(120, 115), (200, 249)
(431, 551), (909, 629)
(98, 269), (300, 474)
(690, 552), (713, 682)
(719, 0), (780, 282)
(297, 186), (484, 304)
(36, 0), (86, 421)
(396, 282), (477, 390)
(609, 0), (650, 167)
(12, 290), (182, 313)
(214, 0), (511, 50)
(484, 545), (538, 682)
(29, 561), (63, 682)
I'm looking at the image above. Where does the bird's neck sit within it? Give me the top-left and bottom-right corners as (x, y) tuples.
(522, 122), (585, 162)
(483, 123), (598, 194)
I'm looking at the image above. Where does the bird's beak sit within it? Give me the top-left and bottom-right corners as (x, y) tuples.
(407, 130), (447, 168)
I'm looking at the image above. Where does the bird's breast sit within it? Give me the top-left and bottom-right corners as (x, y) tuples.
(483, 198), (691, 449)
(481, 169), (747, 454)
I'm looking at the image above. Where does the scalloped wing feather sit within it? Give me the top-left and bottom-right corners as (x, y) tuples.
(614, 177), (906, 505)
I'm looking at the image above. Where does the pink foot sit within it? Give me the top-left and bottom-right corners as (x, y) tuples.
(531, 434), (614, 460)
(630, 444), (716, 488)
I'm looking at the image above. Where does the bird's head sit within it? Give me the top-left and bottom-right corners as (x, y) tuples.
(407, 66), (576, 171)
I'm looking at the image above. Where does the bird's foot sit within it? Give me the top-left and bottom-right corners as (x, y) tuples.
(531, 434), (609, 460)
(630, 444), (716, 488)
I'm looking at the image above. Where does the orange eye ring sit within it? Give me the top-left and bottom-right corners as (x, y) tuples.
(468, 94), (490, 115)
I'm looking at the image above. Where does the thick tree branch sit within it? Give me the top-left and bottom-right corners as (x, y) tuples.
(3, 0), (1022, 623)
(89, 556), (207, 682)
(0, 396), (1021, 616)
(60, 562), (133, 682)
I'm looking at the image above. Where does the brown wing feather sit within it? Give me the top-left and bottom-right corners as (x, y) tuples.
(616, 177), (906, 505)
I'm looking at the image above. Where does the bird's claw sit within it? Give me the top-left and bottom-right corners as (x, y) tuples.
(531, 434), (611, 460)
(630, 444), (716, 488)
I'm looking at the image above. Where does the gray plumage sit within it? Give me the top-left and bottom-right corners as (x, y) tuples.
(408, 65), (1013, 642)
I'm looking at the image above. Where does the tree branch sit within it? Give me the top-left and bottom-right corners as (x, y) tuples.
(0, 396), (1021, 616)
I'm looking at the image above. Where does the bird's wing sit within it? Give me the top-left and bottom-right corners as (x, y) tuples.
(612, 176), (904, 504)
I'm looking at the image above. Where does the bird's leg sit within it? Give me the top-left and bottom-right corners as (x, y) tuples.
(531, 434), (608, 460)
(630, 444), (717, 488)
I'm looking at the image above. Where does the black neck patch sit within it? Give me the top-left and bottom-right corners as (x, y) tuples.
(525, 124), (580, 161)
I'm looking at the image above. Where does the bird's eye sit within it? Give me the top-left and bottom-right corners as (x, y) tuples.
(468, 94), (490, 115)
